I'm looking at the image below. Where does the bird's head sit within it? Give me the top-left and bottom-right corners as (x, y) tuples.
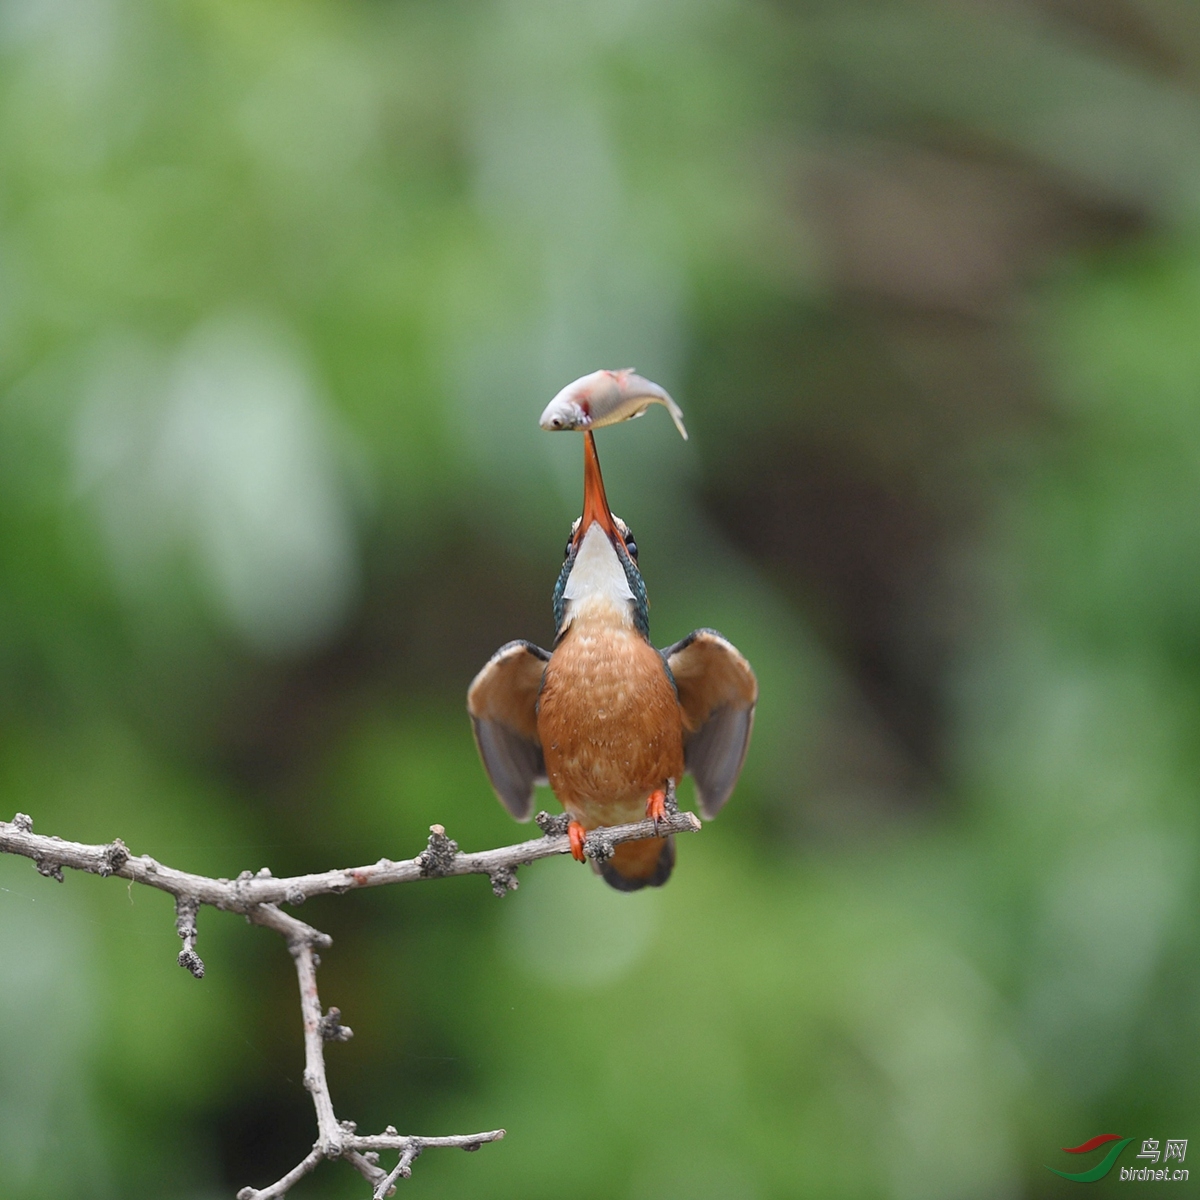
(552, 432), (648, 641)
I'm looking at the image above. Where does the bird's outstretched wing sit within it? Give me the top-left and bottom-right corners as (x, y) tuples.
(467, 640), (550, 821)
(662, 629), (757, 818)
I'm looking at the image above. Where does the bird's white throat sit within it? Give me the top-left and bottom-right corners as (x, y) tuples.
(563, 522), (634, 624)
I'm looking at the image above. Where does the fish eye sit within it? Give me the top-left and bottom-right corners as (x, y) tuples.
(551, 417), (563, 428)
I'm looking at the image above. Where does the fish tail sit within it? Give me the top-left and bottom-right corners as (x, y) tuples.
(665, 397), (688, 440)
(597, 835), (675, 891)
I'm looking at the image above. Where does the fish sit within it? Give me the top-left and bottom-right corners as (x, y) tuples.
(539, 369), (688, 440)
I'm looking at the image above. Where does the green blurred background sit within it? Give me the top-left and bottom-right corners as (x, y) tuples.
(2, 0), (1199, 1196)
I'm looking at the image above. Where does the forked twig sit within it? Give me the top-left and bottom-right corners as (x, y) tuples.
(0, 808), (701, 1196)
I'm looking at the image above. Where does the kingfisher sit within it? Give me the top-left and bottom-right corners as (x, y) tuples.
(467, 429), (757, 890)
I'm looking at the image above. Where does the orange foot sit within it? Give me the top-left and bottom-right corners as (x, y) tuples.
(646, 789), (667, 824)
(568, 820), (587, 863)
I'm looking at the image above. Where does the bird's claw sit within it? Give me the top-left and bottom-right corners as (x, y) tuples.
(646, 788), (667, 831)
(568, 820), (587, 863)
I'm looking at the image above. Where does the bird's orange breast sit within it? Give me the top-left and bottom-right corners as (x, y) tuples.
(537, 616), (684, 829)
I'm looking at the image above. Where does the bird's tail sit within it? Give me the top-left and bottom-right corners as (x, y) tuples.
(597, 835), (675, 892)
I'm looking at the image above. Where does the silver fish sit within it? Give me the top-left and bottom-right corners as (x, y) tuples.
(539, 369), (688, 440)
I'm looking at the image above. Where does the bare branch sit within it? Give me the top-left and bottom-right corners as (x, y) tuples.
(236, 1147), (323, 1200)
(175, 895), (204, 979)
(0, 809), (701, 913)
(0, 807), (697, 1197)
(345, 1148), (389, 1189)
(247, 902), (331, 949)
(294, 939), (343, 1155)
(347, 1129), (506, 1153)
(373, 1143), (420, 1199)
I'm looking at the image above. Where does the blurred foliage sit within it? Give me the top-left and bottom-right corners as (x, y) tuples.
(2, 0), (1200, 1197)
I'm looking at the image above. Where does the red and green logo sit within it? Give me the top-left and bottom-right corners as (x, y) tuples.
(1047, 1134), (1134, 1182)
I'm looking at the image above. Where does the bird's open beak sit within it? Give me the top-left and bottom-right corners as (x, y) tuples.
(575, 431), (620, 547)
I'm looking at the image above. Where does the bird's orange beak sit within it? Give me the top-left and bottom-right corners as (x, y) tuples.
(575, 431), (620, 546)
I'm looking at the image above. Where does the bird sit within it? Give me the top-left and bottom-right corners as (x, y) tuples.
(467, 430), (757, 890)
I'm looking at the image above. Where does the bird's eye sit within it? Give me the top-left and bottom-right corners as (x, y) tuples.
(625, 533), (638, 561)
(564, 537), (572, 559)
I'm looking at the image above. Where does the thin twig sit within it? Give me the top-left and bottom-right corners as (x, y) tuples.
(347, 1129), (506, 1153)
(345, 1148), (389, 1189)
(0, 808), (699, 1197)
(293, 939), (343, 1155)
(373, 1141), (422, 1200)
(236, 1147), (323, 1200)
(175, 895), (204, 979)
